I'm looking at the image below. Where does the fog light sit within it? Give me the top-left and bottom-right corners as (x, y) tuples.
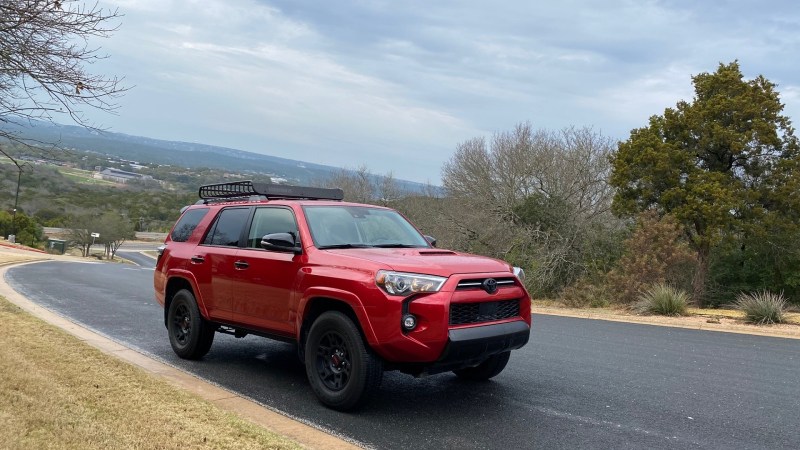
(402, 314), (417, 331)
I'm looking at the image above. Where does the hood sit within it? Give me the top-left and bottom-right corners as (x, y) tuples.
(322, 248), (511, 277)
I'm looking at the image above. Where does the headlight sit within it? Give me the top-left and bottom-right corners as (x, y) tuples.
(376, 270), (446, 296)
(513, 266), (525, 281)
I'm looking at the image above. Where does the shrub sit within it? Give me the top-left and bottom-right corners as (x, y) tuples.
(0, 211), (43, 247)
(735, 291), (786, 325)
(635, 284), (689, 316)
(606, 212), (696, 304)
(559, 278), (611, 308)
(707, 233), (800, 308)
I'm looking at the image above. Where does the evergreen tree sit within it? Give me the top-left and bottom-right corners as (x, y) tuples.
(611, 61), (800, 305)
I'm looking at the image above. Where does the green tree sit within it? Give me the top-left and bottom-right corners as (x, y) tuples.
(708, 215), (800, 306)
(0, 210), (42, 247)
(96, 212), (134, 260)
(65, 214), (97, 257)
(610, 61), (800, 305)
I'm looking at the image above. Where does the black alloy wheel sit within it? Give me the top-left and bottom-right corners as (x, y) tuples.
(315, 330), (352, 391)
(305, 311), (383, 411)
(172, 302), (191, 346)
(167, 289), (215, 360)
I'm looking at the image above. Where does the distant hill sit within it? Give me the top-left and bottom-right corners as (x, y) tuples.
(1, 121), (433, 192)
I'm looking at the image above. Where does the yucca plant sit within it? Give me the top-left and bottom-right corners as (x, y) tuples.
(735, 291), (786, 325)
(635, 283), (689, 316)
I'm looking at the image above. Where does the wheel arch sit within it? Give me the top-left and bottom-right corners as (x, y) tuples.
(164, 274), (206, 327)
(298, 295), (376, 360)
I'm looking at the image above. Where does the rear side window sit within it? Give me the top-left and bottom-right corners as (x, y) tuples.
(171, 208), (209, 242)
(203, 207), (250, 247)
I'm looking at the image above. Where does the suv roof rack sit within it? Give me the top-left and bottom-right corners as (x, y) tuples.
(198, 181), (344, 202)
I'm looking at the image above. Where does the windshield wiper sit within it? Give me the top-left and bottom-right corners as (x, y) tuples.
(371, 243), (425, 248)
(317, 243), (374, 249)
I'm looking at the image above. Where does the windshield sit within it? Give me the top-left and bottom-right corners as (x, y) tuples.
(303, 205), (430, 249)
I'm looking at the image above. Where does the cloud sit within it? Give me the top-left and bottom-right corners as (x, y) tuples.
(93, 0), (477, 181)
(86, 0), (800, 183)
(780, 85), (800, 124)
(576, 64), (697, 134)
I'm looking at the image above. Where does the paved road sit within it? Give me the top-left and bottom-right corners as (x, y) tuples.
(119, 241), (163, 252)
(116, 250), (158, 267)
(6, 261), (800, 449)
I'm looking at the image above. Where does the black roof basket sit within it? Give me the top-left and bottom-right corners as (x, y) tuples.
(198, 180), (344, 202)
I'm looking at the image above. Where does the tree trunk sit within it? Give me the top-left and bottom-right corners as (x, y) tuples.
(692, 243), (711, 307)
(110, 239), (125, 260)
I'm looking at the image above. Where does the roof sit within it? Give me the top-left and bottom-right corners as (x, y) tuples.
(99, 168), (149, 180)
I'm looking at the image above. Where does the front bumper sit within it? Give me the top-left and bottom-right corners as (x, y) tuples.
(368, 271), (532, 366)
(426, 320), (530, 374)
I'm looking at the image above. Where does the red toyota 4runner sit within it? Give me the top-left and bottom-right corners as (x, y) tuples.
(154, 181), (531, 410)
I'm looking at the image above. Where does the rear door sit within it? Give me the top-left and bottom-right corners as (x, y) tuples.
(191, 206), (251, 320)
(231, 206), (302, 334)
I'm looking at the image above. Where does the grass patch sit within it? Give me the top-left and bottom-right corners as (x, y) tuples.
(58, 167), (117, 186)
(735, 291), (787, 325)
(0, 296), (301, 450)
(635, 284), (689, 316)
(0, 252), (45, 266)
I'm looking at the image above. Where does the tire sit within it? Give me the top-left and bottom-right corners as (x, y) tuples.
(305, 311), (383, 411)
(167, 289), (215, 360)
(453, 351), (511, 381)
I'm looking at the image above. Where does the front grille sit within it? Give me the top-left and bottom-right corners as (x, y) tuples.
(449, 299), (520, 325)
(456, 277), (516, 290)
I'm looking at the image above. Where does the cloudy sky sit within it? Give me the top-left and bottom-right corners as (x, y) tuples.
(85, 0), (800, 183)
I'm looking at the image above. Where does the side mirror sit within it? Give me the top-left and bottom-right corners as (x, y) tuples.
(261, 232), (302, 254)
(424, 235), (437, 247)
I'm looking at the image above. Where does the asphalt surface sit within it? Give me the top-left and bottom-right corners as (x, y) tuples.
(5, 259), (800, 449)
(117, 250), (159, 267)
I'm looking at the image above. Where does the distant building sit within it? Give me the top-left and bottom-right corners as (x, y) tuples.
(19, 155), (70, 167)
(93, 168), (153, 184)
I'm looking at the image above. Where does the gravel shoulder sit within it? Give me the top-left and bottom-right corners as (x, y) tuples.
(533, 302), (800, 339)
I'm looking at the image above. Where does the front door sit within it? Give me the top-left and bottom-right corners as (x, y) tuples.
(231, 206), (302, 335)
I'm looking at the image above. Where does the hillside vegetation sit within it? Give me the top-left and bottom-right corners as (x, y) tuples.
(2, 62), (799, 309)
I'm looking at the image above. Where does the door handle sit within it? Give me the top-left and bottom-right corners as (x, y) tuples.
(234, 260), (249, 269)
(190, 256), (205, 264)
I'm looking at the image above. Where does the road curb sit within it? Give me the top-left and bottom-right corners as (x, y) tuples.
(0, 261), (362, 450)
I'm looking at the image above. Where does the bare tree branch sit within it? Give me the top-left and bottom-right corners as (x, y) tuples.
(441, 122), (621, 295)
(0, 0), (128, 163)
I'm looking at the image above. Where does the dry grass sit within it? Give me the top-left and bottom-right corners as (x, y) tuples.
(688, 308), (745, 318)
(0, 296), (301, 450)
(0, 252), (46, 266)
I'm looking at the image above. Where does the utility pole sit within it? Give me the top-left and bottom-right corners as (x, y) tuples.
(11, 163), (22, 239)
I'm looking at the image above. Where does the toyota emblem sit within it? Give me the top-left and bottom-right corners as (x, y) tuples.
(482, 278), (498, 294)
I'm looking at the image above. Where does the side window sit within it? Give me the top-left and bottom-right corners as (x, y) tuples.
(247, 207), (298, 249)
(171, 208), (209, 242)
(202, 207), (250, 247)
